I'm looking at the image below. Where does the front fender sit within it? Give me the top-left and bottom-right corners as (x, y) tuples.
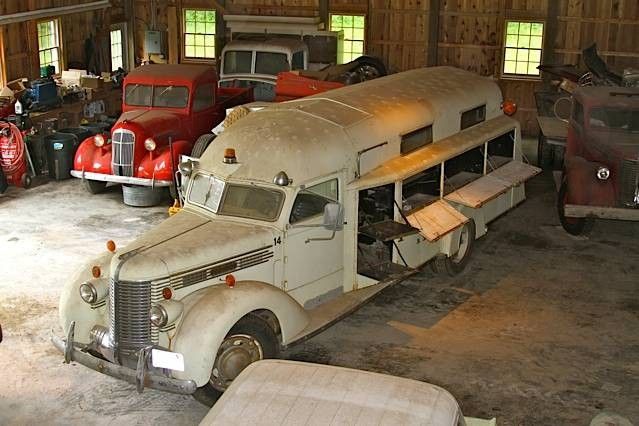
(137, 140), (191, 181)
(59, 251), (115, 342)
(564, 156), (616, 206)
(171, 280), (309, 386)
(73, 136), (112, 174)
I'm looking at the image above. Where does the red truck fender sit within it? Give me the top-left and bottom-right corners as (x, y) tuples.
(564, 155), (616, 206)
(136, 139), (191, 181)
(74, 135), (112, 175)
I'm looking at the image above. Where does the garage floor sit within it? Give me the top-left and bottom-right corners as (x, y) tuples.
(1, 154), (638, 425)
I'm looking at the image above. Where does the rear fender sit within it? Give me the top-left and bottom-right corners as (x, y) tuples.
(137, 140), (190, 181)
(564, 156), (615, 206)
(171, 280), (309, 386)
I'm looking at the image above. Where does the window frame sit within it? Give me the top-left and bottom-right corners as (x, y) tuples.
(460, 104), (486, 130)
(37, 18), (63, 75)
(400, 124), (434, 155)
(182, 8), (217, 62)
(501, 20), (545, 80)
(329, 13), (366, 64)
(289, 178), (340, 224)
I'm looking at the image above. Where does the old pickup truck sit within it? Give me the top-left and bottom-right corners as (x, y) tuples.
(557, 86), (639, 235)
(71, 64), (252, 205)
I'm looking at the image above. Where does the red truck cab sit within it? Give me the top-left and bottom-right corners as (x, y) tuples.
(72, 64), (252, 195)
(558, 86), (639, 234)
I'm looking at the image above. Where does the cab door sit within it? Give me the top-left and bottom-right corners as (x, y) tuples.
(190, 82), (219, 138)
(283, 177), (344, 307)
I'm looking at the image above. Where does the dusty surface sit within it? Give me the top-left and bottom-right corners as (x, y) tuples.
(1, 164), (639, 425)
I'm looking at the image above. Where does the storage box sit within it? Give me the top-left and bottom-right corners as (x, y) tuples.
(80, 76), (103, 90)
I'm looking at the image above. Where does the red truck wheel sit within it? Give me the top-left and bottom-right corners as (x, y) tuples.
(557, 180), (593, 235)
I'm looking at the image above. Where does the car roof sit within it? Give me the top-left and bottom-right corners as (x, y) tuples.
(223, 38), (308, 53)
(199, 360), (463, 426)
(125, 64), (217, 85)
(574, 86), (639, 108)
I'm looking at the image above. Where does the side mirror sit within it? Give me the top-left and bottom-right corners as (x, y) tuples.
(323, 202), (344, 231)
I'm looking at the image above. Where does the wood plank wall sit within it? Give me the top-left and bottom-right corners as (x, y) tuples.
(0, 0), (125, 83)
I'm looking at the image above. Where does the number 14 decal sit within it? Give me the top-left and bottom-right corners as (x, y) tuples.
(273, 236), (282, 246)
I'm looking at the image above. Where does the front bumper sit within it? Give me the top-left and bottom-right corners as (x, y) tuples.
(565, 204), (639, 221)
(70, 170), (173, 187)
(51, 328), (196, 395)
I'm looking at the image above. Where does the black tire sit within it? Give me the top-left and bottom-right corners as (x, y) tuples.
(83, 179), (107, 194)
(557, 179), (593, 236)
(191, 133), (216, 158)
(193, 315), (279, 407)
(431, 219), (476, 276)
(21, 173), (32, 189)
(353, 56), (387, 81)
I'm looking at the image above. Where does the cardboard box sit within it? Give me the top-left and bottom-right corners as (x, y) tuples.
(80, 76), (103, 90)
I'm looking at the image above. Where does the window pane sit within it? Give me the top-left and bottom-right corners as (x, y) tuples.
(506, 22), (519, 34)
(353, 28), (365, 40)
(531, 23), (544, 36)
(196, 22), (206, 33)
(185, 10), (196, 21)
(195, 46), (205, 58)
(516, 48), (529, 61)
(354, 16), (365, 28)
(186, 21), (195, 32)
(204, 34), (215, 47)
(331, 15), (342, 27)
(205, 46), (215, 58)
(528, 63), (540, 75)
(185, 46), (195, 57)
(195, 34), (204, 45)
(196, 11), (206, 22)
(519, 22), (531, 35)
(530, 36), (543, 49)
(352, 41), (364, 55)
(504, 61), (517, 74)
(516, 62), (528, 74)
(529, 49), (541, 63)
(505, 48), (517, 61)
(505, 34), (518, 47)
(518, 35), (530, 48)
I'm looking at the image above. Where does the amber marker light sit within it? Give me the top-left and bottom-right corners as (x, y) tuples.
(106, 240), (116, 252)
(502, 100), (517, 116)
(162, 287), (173, 300)
(223, 148), (237, 164)
(91, 266), (101, 278)
(225, 274), (236, 288)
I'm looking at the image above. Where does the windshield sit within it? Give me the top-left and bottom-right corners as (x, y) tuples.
(188, 173), (285, 221)
(125, 84), (189, 108)
(224, 51), (253, 74)
(589, 108), (639, 133)
(255, 52), (289, 75)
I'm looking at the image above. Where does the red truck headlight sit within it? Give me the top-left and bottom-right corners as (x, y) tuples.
(144, 138), (157, 151)
(94, 134), (105, 147)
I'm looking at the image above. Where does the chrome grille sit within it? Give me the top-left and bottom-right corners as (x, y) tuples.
(111, 279), (158, 358)
(111, 129), (135, 177)
(620, 159), (639, 207)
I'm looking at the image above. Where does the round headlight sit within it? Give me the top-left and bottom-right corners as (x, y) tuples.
(144, 138), (157, 151)
(150, 305), (168, 327)
(597, 166), (610, 180)
(94, 134), (105, 147)
(79, 282), (97, 304)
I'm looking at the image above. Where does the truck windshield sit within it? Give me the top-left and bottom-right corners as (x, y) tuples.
(188, 173), (285, 221)
(125, 84), (189, 108)
(589, 108), (639, 133)
(224, 51), (253, 74)
(255, 52), (289, 75)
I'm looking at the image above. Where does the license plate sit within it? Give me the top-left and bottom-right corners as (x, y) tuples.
(151, 349), (185, 372)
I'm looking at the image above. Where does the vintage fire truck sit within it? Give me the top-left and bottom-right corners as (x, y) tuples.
(557, 86), (639, 235)
(54, 67), (538, 402)
(71, 64), (252, 205)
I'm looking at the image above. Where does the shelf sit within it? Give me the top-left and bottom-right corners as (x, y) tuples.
(358, 219), (419, 242)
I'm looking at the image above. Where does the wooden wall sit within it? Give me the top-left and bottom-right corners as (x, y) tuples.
(0, 0), (125, 83)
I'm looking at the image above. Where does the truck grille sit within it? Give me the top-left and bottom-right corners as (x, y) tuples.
(111, 129), (135, 177)
(110, 278), (159, 359)
(620, 159), (639, 207)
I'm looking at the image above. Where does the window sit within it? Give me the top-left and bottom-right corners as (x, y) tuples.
(110, 29), (124, 71)
(37, 19), (61, 74)
(255, 52), (289, 75)
(290, 179), (339, 224)
(401, 125), (433, 155)
(125, 84), (153, 106)
(402, 165), (442, 213)
(153, 85), (189, 108)
(486, 131), (515, 171)
(223, 51), (253, 74)
(219, 184), (285, 222)
(444, 146), (485, 194)
(503, 21), (544, 77)
(183, 9), (216, 59)
(193, 84), (215, 111)
(330, 14), (365, 63)
(461, 105), (486, 130)
(292, 51), (305, 70)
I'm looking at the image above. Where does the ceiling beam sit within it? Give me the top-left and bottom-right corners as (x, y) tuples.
(0, 1), (111, 26)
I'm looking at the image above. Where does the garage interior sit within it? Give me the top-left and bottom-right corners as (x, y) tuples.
(0, 1), (638, 425)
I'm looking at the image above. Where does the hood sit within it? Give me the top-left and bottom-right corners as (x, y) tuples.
(588, 130), (639, 161)
(111, 210), (275, 282)
(115, 109), (186, 140)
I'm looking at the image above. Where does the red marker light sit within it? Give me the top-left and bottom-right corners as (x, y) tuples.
(225, 274), (236, 288)
(162, 287), (173, 300)
(502, 100), (517, 116)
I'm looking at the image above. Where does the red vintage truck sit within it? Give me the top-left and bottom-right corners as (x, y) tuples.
(557, 86), (639, 235)
(71, 64), (252, 205)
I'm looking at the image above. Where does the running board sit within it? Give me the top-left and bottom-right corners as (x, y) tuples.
(284, 267), (418, 348)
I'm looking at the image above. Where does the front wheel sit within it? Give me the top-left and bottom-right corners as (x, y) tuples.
(83, 179), (107, 194)
(191, 133), (216, 158)
(193, 315), (279, 407)
(557, 179), (592, 235)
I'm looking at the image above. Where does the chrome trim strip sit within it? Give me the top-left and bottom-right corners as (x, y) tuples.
(70, 170), (172, 187)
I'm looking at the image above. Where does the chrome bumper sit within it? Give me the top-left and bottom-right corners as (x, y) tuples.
(51, 324), (196, 395)
(565, 204), (639, 221)
(70, 170), (172, 187)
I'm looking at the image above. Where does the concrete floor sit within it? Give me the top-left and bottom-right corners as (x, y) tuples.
(1, 165), (638, 425)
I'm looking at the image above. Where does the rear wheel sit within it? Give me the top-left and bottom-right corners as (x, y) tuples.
(83, 179), (107, 194)
(191, 133), (216, 158)
(557, 179), (592, 235)
(431, 219), (476, 276)
(352, 56), (387, 81)
(193, 315), (279, 407)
